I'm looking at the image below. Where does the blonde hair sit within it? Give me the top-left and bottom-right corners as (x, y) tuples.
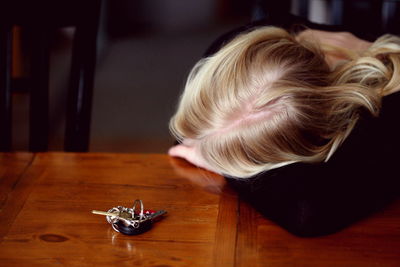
(170, 27), (400, 178)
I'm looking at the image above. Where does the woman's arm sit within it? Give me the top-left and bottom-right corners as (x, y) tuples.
(168, 140), (221, 174)
(296, 29), (372, 67)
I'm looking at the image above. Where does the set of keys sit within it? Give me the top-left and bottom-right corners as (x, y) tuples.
(92, 199), (167, 235)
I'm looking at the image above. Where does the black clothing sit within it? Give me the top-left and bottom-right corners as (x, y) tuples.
(206, 16), (400, 237)
(227, 91), (400, 237)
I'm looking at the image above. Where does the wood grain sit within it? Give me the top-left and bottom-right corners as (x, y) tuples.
(0, 152), (35, 240)
(0, 153), (234, 266)
(236, 198), (400, 266)
(1, 152), (400, 266)
(213, 186), (238, 267)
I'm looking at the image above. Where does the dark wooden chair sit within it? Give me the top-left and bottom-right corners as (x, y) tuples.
(0, 0), (101, 152)
(252, 0), (400, 36)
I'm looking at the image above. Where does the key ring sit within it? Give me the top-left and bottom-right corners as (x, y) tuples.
(92, 199), (167, 235)
(132, 199), (144, 221)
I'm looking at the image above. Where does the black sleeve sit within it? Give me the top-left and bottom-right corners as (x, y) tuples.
(226, 92), (400, 237)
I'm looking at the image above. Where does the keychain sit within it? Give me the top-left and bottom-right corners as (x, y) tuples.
(92, 199), (167, 235)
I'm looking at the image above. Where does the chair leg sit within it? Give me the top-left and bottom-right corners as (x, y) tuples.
(382, 1), (400, 35)
(342, 0), (383, 36)
(0, 24), (13, 152)
(297, 0), (309, 18)
(65, 1), (101, 152)
(254, 1), (292, 20)
(29, 28), (50, 152)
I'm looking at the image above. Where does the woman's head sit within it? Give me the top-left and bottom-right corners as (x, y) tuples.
(170, 27), (399, 177)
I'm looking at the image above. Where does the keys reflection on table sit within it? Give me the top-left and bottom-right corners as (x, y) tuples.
(0, 152), (399, 266)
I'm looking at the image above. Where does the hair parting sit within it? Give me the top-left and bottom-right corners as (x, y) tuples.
(170, 26), (400, 177)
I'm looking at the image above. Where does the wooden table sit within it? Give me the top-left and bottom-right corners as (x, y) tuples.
(0, 152), (399, 266)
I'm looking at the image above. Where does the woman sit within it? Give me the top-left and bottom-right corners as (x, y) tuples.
(168, 23), (400, 236)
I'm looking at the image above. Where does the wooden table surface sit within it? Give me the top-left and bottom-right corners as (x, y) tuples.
(0, 152), (399, 266)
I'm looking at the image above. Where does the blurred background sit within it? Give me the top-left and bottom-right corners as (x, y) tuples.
(5, 0), (400, 153)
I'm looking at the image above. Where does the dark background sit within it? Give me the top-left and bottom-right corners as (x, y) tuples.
(10, 0), (252, 152)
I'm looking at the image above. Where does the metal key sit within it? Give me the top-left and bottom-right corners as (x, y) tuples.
(145, 210), (167, 221)
(92, 199), (167, 235)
